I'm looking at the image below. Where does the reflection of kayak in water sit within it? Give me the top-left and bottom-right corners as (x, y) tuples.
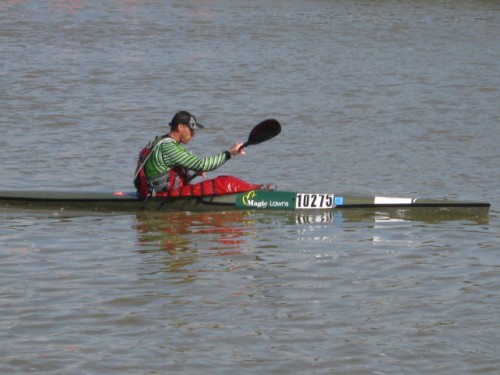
(0, 186), (490, 220)
(134, 211), (256, 283)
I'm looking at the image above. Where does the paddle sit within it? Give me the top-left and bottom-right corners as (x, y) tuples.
(189, 119), (281, 181)
(238, 118), (281, 151)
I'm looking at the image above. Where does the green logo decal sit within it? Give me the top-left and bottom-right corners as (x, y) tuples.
(236, 190), (296, 209)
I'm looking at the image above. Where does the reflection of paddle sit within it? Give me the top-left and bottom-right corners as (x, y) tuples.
(239, 119), (281, 151)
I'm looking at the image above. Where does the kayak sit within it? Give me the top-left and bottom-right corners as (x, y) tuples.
(1, 122), (489, 219)
(0, 189), (490, 217)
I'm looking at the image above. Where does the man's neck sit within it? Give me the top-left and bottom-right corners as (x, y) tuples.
(167, 131), (182, 143)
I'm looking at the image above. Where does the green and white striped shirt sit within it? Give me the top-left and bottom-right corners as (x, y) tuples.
(144, 136), (230, 178)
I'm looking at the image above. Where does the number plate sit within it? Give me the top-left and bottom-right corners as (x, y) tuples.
(295, 194), (335, 209)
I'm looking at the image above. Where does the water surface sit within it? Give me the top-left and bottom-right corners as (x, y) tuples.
(1, 1), (499, 374)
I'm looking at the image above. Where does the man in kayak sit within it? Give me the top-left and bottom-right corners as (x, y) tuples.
(136, 110), (248, 197)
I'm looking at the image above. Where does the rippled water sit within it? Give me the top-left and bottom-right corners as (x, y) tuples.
(1, 1), (499, 374)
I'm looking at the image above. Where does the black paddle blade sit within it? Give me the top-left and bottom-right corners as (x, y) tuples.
(243, 119), (281, 148)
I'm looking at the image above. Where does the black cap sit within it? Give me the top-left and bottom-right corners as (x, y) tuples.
(169, 111), (204, 130)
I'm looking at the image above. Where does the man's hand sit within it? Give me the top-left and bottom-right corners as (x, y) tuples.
(228, 143), (246, 156)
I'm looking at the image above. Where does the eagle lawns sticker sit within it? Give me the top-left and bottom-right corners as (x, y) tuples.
(236, 190), (335, 210)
